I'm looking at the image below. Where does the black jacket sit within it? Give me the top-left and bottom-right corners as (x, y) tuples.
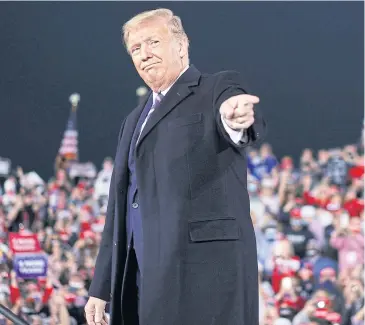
(89, 65), (266, 325)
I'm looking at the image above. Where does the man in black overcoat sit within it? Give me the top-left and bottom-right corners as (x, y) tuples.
(85, 8), (267, 325)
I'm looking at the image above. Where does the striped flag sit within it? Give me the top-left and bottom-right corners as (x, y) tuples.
(58, 105), (79, 162)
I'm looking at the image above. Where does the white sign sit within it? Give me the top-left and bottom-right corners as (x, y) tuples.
(69, 162), (97, 179)
(0, 158), (11, 176)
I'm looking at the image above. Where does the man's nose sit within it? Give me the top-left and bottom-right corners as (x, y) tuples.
(140, 44), (152, 61)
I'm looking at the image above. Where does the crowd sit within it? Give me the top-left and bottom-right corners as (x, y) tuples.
(0, 136), (363, 325)
(250, 141), (364, 325)
(0, 156), (113, 325)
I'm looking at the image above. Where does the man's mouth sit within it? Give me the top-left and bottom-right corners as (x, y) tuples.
(144, 63), (158, 70)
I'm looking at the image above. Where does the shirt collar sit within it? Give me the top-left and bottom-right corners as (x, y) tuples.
(153, 65), (189, 101)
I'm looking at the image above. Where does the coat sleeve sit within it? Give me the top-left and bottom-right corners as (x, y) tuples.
(213, 71), (267, 152)
(88, 118), (127, 301)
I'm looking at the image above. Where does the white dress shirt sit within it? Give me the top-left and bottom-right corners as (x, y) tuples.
(140, 66), (246, 144)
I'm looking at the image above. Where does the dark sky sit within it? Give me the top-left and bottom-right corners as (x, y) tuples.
(0, 1), (363, 179)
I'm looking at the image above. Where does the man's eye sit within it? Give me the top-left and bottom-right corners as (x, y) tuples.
(131, 47), (140, 54)
(150, 40), (159, 46)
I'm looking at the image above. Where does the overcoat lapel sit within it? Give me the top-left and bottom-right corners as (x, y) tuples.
(136, 65), (201, 151)
(114, 92), (152, 190)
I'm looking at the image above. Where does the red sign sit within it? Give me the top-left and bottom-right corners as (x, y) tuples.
(9, 233), (41, 253)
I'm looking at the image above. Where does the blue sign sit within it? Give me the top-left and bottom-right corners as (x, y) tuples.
(13, 253), (48, 279)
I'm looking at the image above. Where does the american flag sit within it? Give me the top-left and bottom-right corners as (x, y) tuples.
(58, 105), (79, 162)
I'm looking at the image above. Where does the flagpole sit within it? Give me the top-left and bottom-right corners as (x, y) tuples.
(69, 93), (80, 112)
(68, 93), (80, 162)
(56, 93), (80, 173)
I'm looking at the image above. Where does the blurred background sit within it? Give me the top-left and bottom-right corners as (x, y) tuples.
(0, 1), (363, 325)
(0, 1), (363, 178)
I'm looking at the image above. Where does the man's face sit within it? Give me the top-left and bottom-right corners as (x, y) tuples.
(302, 149), (313, 161)
(318, 150), (329, 163)
(290, 217), (302, 230)
(103, 161), (113, 171)
(299, 267), (313, 281)
(249, 150), (258, 158)
(127, 19), (186, 91)
(260, 144), (271, 157)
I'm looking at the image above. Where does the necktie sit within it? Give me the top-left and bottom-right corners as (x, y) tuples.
(136, 93), (164, 144)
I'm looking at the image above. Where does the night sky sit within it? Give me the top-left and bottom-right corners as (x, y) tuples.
(0, 1), (363, 178)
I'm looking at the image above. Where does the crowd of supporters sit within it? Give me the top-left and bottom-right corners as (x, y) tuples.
(0, 137), (363, 325)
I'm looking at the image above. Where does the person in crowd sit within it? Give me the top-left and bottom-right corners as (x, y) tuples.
(6, 190), (38, 232)
(247, 143), (279, 181)
(283, 208), (315, 259)
(292, 289), (342, 325)
(301, 239), (338, 289)
(330, 216), (364, 272)
(271, 239), (301, 294)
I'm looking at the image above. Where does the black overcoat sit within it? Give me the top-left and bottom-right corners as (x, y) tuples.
(89, 65), (266, 325)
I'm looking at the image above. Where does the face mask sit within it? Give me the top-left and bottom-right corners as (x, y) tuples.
(290, 219), (302, 228)
(248, 183), (258, 193)
(69, 282), (83, 289)
(321, 280), (335, 293)
(279, 307), (295, 319)
(306, 249), (318, 257)
(21, 307), (34, 314)
(302, 280), (314, 293)
(327, 203), (341, 211)
(252, 156), (261, 165)
(265, 228), (277, 242)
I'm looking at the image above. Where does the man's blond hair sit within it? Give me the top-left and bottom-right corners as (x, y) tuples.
(122, 8), (189, 51)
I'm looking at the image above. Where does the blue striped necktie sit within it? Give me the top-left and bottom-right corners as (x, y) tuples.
(136, 92), (164, 143)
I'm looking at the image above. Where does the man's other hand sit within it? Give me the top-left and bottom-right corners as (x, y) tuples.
(85, 296), (108, 325)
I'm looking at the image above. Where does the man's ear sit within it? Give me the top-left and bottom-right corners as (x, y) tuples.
(178, 38), (188, 58)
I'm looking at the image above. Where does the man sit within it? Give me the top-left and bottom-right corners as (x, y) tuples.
(302, 240), (338, 290)
(7, 189), (37, 232)
(85, 8), (266, 325)
(283, 209), (315, 259)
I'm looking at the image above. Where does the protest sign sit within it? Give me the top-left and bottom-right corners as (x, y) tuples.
(13, 253), (48, 279)
(69, 162), (97, 179)
(0, 157), (11, 177)
(9, 233), (41, 253)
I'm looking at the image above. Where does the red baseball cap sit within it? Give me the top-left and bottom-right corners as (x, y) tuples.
(290, 208), (302, 219)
